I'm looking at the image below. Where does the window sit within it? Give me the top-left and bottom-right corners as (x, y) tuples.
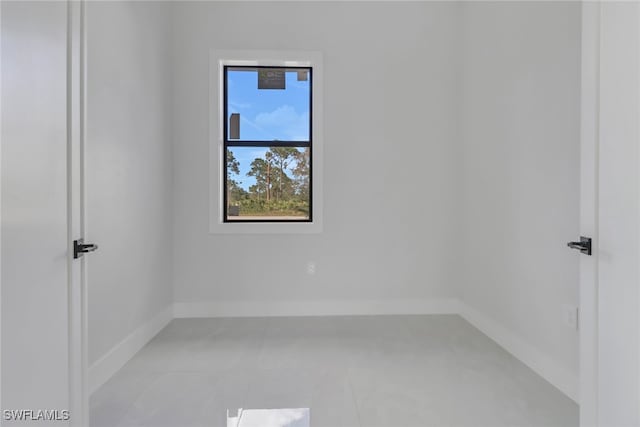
(223, 66), (312, 222)
(210, 50), (322, 234)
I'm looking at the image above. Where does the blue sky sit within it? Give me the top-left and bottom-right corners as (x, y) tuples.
(227, 69), (310, 190)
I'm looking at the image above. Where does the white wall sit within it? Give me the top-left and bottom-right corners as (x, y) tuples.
(86, 1), (173, 366)
(171, 2), (463, 314)
(459, 2), (581, 397)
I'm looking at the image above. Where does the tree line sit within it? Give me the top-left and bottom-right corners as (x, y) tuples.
(227, 147), (310, 216)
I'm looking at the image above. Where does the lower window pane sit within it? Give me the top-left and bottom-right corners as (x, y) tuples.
(226, 146), (310, 221)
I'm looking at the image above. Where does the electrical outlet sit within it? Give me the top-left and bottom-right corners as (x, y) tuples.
(562, 305), (579, 330)
(306, 261), (316, 275)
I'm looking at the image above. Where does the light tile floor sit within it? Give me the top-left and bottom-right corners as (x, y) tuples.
(90, 315), (578, 427)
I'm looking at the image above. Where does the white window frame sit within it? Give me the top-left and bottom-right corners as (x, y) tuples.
(209, 50), (323, 234)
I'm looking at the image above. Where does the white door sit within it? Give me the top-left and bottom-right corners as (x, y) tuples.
(67, 1), (89, 425)
(1, 1), (87, 425)
(597, 2), (640, 426)
(578, 3), (599, 425)
(579, 2), (640, 426)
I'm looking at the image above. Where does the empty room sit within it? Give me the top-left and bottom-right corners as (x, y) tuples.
(1, 1), (639, 426)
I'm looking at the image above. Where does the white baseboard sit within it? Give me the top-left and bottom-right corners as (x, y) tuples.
(172, 298), (462, 318)
(89, 306), (173, 395)
(459, 302), (579, 403)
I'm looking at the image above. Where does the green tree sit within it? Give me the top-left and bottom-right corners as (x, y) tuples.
(244, 148), (309, 216)
(227, 149), (240, 176)
(226, 149), (243, 206)
(247, 157), (272, 202)
(292, 147), (310, 200)
(268, 147), (298, 201)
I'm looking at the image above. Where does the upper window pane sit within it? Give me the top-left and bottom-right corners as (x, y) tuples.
(226, 67), (311, 142)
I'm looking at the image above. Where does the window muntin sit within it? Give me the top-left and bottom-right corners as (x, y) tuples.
(223, 66), (312, 222)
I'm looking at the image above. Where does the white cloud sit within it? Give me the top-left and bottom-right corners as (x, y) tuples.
(255, 105), (309, 141)
(230, 101), (252, 110)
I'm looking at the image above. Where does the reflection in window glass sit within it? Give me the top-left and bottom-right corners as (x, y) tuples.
(226, 408), (310, 427)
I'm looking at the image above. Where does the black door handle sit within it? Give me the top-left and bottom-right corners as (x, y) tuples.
(567, 236), (591, 256)
(74, 239), (98, 259)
